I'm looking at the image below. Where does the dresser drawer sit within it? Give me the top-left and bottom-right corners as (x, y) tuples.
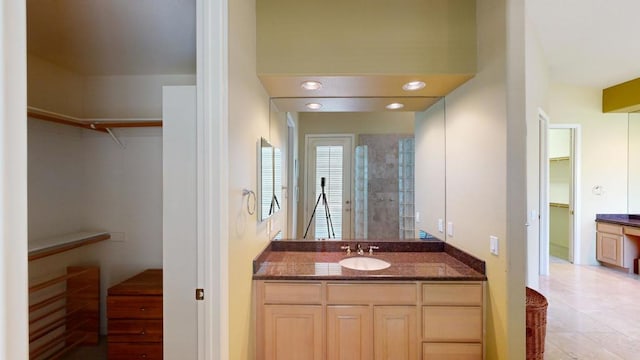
(327, 283), (417, 304)
(108, 319), (163, 343)
(108, 296), (163, 319)
(597, 222), (623, 235)
(422, 342), (482, 359)
(262, 282), (322, 304)
(422, 283), (482, 306)
(108, 342), (162, 359)
(423, 306), (482, 342)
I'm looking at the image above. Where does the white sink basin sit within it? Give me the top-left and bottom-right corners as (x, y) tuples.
(339, 257), (391, 271)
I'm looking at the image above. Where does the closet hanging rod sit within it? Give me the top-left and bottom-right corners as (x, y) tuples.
(26, 106), (162, 132)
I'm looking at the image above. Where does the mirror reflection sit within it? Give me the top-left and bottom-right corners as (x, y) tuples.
(629, 112), (640, 213)
(260, 137), (281, 221)
(272, 97), (446, 240)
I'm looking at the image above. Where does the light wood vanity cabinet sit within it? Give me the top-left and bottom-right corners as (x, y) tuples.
(596, 222), (640, 271)
(255, 281), (484, 360)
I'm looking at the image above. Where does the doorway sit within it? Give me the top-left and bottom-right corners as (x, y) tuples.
(540, 121), (581, 274)
(303, 134), (354, 239)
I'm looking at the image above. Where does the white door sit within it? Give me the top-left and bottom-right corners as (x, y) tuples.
(162, 86), (198, 358)
(304, 135), (354, 239)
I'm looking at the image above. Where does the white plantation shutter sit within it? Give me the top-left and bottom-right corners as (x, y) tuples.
(314, 145), (344, 239)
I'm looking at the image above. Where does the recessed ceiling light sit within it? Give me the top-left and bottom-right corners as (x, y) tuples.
(306, 103), (323, 110)
(301, 81), (323, 91)
(386, 102), (404, 110)
(402, 81), (426, 91)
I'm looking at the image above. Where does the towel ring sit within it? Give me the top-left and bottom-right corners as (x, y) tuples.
(242, 189), (257, 215)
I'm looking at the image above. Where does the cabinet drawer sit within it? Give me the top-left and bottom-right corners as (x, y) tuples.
(108, 342), (162, 359)
(422, 283), (482, 306)
(423, 306), (482, 342)
(625, 226), (640, 237)
(327, 283), (417, 304)
(107, 296), (163, 319)
(422, 342), (482, 359)
(108, 319), (163, 343)
(262, 282), (322, 304)
(597, 222), (623, 235)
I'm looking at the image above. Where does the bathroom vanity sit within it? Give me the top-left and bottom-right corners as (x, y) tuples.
(253, 240), (486, 360)
(595, 214), (640, 272)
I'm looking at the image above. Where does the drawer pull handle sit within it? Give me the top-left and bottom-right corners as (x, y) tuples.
(139, 307), (146, 311)
(139, 354), (148, 359)
(140, 329), (146, 335)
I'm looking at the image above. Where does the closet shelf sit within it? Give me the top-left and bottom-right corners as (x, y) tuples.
(28, 231), (111, 261)
(27, 107), (162, 133)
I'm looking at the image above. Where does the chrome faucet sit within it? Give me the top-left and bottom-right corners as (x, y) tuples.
(356, 243), (364, 255)
(368, 245), (379, 255)
(340, 245), (351, 255)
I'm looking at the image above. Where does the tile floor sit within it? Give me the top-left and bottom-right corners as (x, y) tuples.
(539, 258), (640, 359)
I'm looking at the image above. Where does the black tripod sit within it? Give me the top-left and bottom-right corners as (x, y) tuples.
(303, 177), (336, 239)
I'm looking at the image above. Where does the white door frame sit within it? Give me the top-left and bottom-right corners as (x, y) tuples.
(540, 117), (582, 274)
(197, 0), (228, 359)
(303, 134), (355, 239)
(539, 110), (550, 275)
(1, 1), (29, 358)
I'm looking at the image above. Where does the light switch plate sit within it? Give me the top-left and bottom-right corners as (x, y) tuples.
(415, 211), (421, 223)
(438, 219), (444, 233)
(490, 235), (499, 255)
(447, 222), (454, 237)
(110, 232), (126, 242)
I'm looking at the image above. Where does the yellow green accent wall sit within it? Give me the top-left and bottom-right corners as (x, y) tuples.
(257, 0), (476, 76)
(602, 77), (640, 112)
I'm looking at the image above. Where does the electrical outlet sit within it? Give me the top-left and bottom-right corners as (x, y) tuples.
(447, 222), (454, 237)
(438, 219), (444, 233)
(415, 211), (421, 223)
(490, 236), (499, 256)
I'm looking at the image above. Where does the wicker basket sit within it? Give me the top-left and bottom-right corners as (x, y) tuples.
(526, 287), (548, 360)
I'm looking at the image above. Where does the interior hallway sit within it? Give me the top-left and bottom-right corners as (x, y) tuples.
(539, 258), (640, 359)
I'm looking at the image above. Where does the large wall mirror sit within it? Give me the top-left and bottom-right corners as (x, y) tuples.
(260, 137), (282, 221)
(270, 97), (446, 240)
(629, 112), (640, 213)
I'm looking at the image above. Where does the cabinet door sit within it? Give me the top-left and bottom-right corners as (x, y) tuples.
(264, 305), (323, 360)
(374, 306), (418, 360)
(597, 232), (623, 266)
(327, 306), (373, 360)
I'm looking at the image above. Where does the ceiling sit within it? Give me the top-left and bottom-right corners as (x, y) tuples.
(27, 0), (196, 76)
(27, 0), (639, 93)
(527, 0), (640, 89)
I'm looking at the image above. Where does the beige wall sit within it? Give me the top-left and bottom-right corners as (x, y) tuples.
(444, 0), (526, 357)
(28, 54), (196, 119)
(227, 0), (287, 358)
(27, 54), (84, 117)
(295, 111), (414, 238)
(549, 83), (628, 265)
(83, 74), (195, 118)
(524, 11), (550, 288)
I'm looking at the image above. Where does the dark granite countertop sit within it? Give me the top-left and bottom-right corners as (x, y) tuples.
(252, 240), (486, 281)
(596, 214), (640, 227)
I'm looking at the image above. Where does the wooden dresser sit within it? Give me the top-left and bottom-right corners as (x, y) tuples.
(107, 269), (163, 359)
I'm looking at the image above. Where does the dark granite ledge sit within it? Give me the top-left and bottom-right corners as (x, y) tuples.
(596, 214), (640, 227)
(252, 239), (486, 281)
